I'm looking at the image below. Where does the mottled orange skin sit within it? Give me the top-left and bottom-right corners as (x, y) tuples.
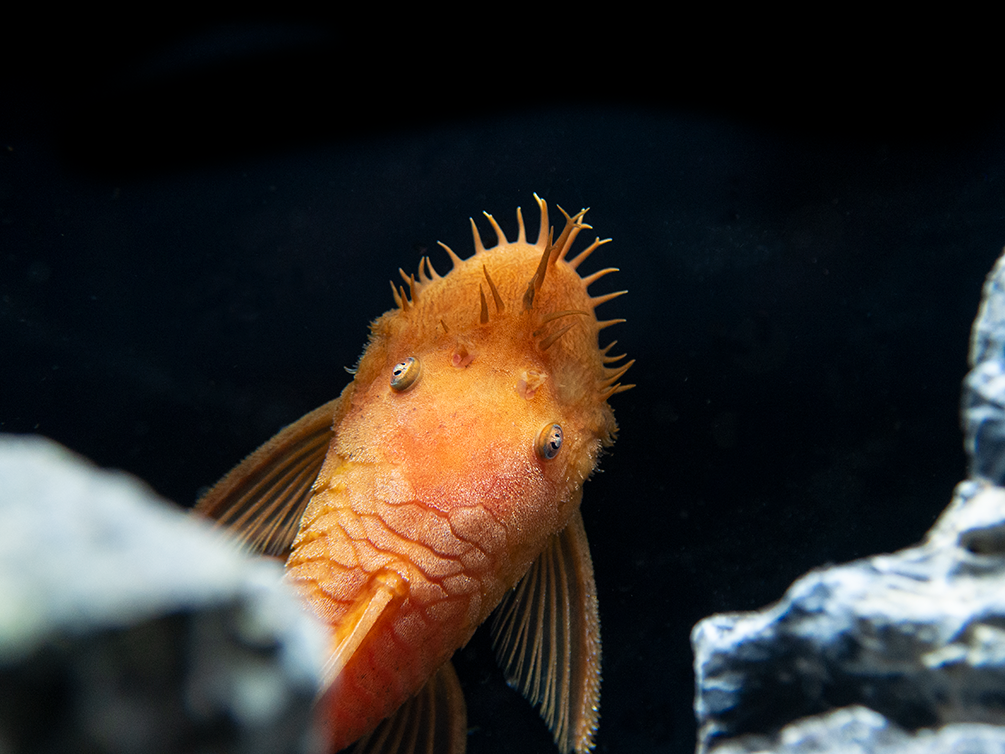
(285, 205), (619, 750)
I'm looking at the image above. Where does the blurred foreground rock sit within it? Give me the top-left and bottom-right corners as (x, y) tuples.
(0, 435), (326, 754)
(693, 248), (1005, 754)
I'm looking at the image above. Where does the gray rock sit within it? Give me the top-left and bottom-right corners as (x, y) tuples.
(707, 706), (1005, 754)
(0, 435), (327, 754)
(693, 247), (1005, 754)
(964, 248), (1005, 485)
(693, 481), (1005, 753)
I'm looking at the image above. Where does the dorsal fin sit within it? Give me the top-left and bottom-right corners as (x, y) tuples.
(194, 397), (339, 558)
(490, 501), (601, 754)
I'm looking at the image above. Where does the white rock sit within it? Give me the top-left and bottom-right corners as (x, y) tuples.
(0, 435), (327, 754)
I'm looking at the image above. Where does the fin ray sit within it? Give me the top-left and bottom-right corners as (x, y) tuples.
(194, 397), (339, 558)
(352, 661), (467, 754)
(322, 571), (405, 690)
(491, 501), (601, 754)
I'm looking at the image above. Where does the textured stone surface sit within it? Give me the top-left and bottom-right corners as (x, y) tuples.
(0, 434), (326, 754)
(693, 247), (1005, 754)
(964, 249), (1005, 485)
(708, 706), (1005, 754)
(693, 481), (1005, 752)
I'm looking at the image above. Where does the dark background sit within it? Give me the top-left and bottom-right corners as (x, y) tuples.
(3, 19), (1003, 754)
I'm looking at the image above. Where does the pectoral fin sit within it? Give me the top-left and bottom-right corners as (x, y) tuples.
(351, 661), (467, 754)
(321, 570), (407, 691)
(490, 503), (601, 754)
(194, 397), (340, 557)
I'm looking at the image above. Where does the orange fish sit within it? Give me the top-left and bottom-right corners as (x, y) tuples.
(195, 195), (632, 754)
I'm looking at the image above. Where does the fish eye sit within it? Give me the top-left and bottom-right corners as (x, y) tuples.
(536, 423), (563, 460)
(390, 357), (421, 392)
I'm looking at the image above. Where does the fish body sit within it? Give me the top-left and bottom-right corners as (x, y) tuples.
(196, 196), (631, 754)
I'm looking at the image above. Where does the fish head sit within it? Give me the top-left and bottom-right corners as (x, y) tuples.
(334, 196), (632, 564)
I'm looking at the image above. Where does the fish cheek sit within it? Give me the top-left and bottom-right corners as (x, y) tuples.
(340, 353), (445, 463)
